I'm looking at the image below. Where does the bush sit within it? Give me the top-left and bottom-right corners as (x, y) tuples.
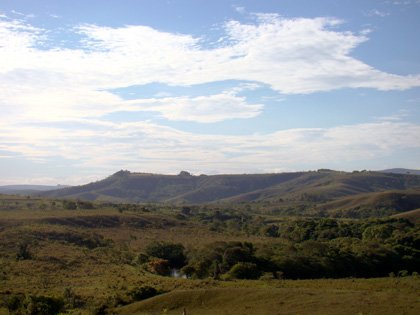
(5, 294), (24, 311)
(23, 295), (64, 315)
(398, 270), (409, 277)
(16, 241), (32, 260)
(63, 287), (84, 309)
(228, 262), (262, 279)
(128, 286), (159, 301)
(132, 253), (150, 265)
(77, 200), (94, 209)
(62, 200), (77, 210)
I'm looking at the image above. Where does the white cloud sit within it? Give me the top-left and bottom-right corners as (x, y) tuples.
(365, 9), (390, 17)
(123, 91), (263, 123)
(0, 13), (419, 127)
(10, 10), (35, 19)
(233, 5), (246, 14)
(390, 0), (417, 5)
(0, 119), (419, 184)
(0, 13), (418, 128)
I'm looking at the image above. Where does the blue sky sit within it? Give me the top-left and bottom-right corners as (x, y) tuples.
(0, 0), (419, 185)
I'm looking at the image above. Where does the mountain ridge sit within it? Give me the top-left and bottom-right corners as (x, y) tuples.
(39, 170), (420, 208)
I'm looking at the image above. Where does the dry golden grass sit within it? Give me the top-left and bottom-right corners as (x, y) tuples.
(115, 278), (420, 315)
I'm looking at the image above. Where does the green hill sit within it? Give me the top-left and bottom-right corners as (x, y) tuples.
(40, 170), (420, 208)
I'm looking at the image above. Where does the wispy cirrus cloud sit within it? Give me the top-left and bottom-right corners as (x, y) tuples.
(365, 9), (390, 17)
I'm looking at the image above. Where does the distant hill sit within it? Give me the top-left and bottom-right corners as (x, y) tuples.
(40, 170), (420, 210)
(379, 168), (420, 175)
(0, 184), (70, 195)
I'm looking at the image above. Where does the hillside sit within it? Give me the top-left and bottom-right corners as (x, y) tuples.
(391, 208), (420, 223)
(115, 284), (420, 315)
(314, 189), (420, 218)
(40, 170), (420, 208)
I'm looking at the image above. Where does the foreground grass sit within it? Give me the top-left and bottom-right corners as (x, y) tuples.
(115, 278), (420, 315)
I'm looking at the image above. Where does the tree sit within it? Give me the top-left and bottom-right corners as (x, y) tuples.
(145, 242), (186, 269)
(147, 258), (170, 276)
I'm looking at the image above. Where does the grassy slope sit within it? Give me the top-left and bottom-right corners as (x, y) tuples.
(315, 189), (420, 215)
(116, 278), (420, 315)
(40, 171), (420, 206)
(391, 208), (420, 223)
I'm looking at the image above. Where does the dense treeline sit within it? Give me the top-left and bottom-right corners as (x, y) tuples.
(138, 218), (419, 280)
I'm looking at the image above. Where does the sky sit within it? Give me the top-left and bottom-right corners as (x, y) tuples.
(0, 0), (420, 185)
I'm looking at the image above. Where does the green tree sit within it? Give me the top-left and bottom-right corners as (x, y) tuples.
(145, 242), (186, 269)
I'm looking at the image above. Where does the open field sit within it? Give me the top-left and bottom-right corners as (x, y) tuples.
(116, 278), (420, 315)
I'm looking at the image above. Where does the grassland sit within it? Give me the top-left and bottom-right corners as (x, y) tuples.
(0, 194), (419, 314)
(116, 278), (420, 315)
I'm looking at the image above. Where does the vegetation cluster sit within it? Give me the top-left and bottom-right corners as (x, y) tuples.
(0, 188), (419, 314)
(135, 217), (419, 280)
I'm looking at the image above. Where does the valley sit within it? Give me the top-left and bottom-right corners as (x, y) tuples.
(0, 170), (419, 314)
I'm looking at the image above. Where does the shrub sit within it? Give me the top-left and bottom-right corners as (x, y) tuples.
(23, 295), (64, 315)
(398, 270), (409, 277)
(128, 286), (159, 301)
(5, 294), (24, 311)
(62, 200), (77, 210)
(16, 241), (32, 260)
(228, 262), (262, 279)
(262, 225), (279, 237)
(77, 200), (94, 209)
(132, 253), (150, 265)
(63, 287), (84, 309)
